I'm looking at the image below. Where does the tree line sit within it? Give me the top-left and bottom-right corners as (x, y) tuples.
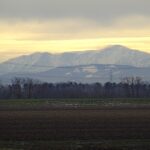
(0, 77), (150, 99)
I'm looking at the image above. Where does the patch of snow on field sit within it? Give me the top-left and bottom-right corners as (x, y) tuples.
(82, 66), (98, 73)
(66, 72), (71, 76)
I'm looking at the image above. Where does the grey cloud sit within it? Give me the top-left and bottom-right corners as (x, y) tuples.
(0, 0), (150, 24)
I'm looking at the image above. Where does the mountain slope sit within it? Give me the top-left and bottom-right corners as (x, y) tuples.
(97, 45), (150, 67)
(0, 45), (150, 75)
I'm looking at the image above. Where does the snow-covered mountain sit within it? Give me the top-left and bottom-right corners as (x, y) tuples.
(0, 45), (150, 75)
(1, 64), (150, 84)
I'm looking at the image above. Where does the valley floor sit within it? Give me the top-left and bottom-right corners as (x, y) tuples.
(0, 99), (150, 149)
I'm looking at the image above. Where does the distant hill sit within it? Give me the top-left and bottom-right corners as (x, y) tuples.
(0, 45), (150, 75)
(1, 64), (150, 84)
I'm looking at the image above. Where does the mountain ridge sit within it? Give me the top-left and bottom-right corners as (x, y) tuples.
(0, 45), (150, 75)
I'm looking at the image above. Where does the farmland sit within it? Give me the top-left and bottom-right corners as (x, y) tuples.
(0, 99), (150, 149)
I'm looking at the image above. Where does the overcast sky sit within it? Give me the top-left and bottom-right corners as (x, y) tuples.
(0, 0), (150, 22)
(0, 0), (150, 61)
